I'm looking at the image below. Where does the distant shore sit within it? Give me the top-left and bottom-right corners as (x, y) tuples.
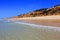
(6, 15), (60, 27)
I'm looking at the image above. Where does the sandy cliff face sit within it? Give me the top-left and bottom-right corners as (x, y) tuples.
(13, 4), (60, 18)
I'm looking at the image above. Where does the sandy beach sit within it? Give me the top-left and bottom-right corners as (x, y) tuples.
(7, 15), (60, 27)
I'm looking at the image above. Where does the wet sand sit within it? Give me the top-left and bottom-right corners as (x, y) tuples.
(19, 19), (60, 27)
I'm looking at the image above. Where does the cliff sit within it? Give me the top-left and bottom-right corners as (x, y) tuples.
(13, 4), (60, 18)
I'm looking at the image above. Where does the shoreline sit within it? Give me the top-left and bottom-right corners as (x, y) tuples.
(19, 19), (60, 27)
(14, 21), (60, 32)
(6, 15), (60, 27)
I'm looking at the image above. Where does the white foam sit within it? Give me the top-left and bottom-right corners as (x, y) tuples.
(14, 21), (60, 32)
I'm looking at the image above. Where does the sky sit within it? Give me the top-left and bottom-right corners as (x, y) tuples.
(0, 0), (60, 18)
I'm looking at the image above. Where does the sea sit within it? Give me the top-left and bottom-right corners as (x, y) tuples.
(0, 20), (60, 40)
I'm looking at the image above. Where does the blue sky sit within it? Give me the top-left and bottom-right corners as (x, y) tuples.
(0, 0), (60, 18)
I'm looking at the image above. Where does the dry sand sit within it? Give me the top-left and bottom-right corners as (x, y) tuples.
(7, 15), (60, 27)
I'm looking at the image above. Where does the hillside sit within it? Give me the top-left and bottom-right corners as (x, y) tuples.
(13, 4), (60, 18)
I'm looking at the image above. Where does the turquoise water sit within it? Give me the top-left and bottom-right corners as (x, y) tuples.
(0, 20), (60, 40)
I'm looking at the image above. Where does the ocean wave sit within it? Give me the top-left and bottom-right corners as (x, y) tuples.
(14, 21), (60, 32)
